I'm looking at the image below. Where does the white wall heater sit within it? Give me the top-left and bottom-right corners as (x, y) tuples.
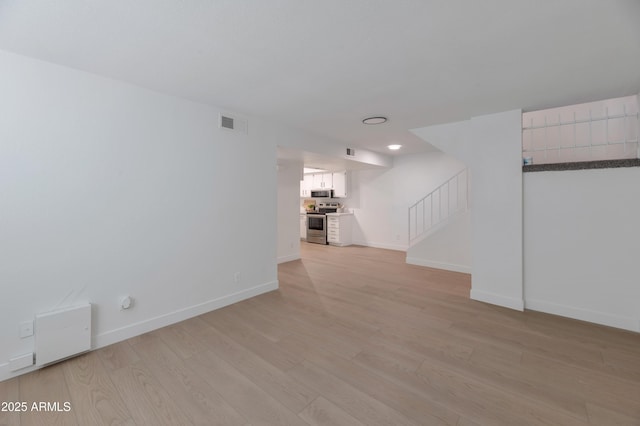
(35, 303), (92, 366)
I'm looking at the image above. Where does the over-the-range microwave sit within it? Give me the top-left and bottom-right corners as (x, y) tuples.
(310, 189), (333, 198)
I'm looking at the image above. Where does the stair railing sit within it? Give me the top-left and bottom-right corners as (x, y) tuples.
(408, 168), (469, 245)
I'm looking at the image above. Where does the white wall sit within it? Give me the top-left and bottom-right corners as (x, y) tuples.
(277, 161), (302, 263)
(524, 167), (640, 332)
(411, 120), (473, 165)
(346, 151), (466, 251)
(406, 210), (471, 273)
(468, 110), (524, 310)
(0, 50), (293, 381)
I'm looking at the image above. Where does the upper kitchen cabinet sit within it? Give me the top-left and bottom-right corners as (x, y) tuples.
(331, 171), (347, 198)
(300, 171), (348, 198)
(312, 172), (333, 189)
(300, 174), (313, 197)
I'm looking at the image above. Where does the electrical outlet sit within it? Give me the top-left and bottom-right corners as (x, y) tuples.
(20, 320), (34, 338)
(120, 295), (133, 310)
(234, 272), (241, 283)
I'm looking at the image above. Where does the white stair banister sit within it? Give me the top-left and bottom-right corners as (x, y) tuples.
(408, 168), (469, 245)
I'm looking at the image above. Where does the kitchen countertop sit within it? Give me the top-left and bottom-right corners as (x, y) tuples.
(326, 212), (353, 216)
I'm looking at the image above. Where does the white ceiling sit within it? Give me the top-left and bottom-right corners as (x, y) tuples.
(1, 0), (639, 157)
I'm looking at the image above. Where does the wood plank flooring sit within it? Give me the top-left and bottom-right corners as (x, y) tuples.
(2, 242), (640, 425)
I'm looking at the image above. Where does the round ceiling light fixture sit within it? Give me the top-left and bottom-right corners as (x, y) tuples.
(362, 116), (388, 125)
(387, 144), (402, 150)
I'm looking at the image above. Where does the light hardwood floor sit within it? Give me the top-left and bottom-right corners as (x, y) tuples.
(2, 242), (640, 425)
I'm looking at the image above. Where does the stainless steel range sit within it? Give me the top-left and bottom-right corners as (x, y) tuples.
(306, 202), (339, 244)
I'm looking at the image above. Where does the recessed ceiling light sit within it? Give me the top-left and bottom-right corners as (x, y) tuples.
(387, 144), (402, 150)
(362, 116), (387, 125)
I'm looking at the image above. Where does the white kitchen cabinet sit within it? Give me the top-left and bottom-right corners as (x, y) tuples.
(326, 213), (352, 246)
(300, 214), (307, 240)
(300, 174), (313, 197)
(311, 173), (323, 189)
(301, 171), (347, 197)
(331, 171), (347, 198)
(312, 172), (333, 189)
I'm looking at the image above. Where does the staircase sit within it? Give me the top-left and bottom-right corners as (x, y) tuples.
(406, 167), (471, 274)
(408, 168), (469, 246)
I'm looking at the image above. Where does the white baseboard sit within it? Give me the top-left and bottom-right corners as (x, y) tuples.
(0, 361), (39, 383)
(406, 257), (471, 274)
(352, 240), (408, 252)
(525, 298), (639, 333)
(93, 280), (278, 349)
(277, 254), (301, 264)
(0, 280), (278, 383)
(470, 289), (524, 311)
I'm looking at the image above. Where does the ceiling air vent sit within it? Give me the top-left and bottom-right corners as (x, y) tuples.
(219, 113), (248, 134)
(346, 148), (356, 156)
(220, 115), (234, 130)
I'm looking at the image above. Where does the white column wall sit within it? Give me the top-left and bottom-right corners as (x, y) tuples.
(412, 110), (524, 311)
(468, 110), (524, 310)
(277, 161), (303, 263)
